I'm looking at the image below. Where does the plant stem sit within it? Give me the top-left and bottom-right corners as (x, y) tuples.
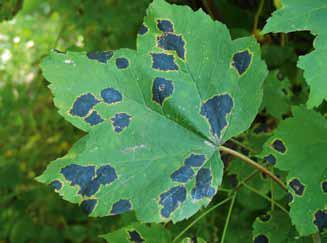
(270, 167), (275, 211)
(312, 233), (321, 243)
(242, 182), (289, 215)
(229, 138), (256, 153)
(252, 0), (265, 34)
(220, 193), (237, 243)
(219, 145), (288, 191)
(173, 197), (232, 242)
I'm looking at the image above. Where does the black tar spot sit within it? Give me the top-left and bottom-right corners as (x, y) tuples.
(87, 51), (113, 63)
(70, 93), (99, 117)
(116, 57), (129, 69)
(128, 230), (144, 243)
(81, 199), (97, 214)
(314, 210), (327, 231)
(85, 111), (104, 126)
(159, 186), (186, 218)
(152, 77), (174, 105)
(191, 168), (215, 200)
(50, 180), (62, 191)
(254, 234), (268, 243)
(151, 53), (178, 71)
(157, 19), (174, 32)
(264, 154), (276, 165)
(157, 33), (185, 59)
(272, 139), (286, 153)
(111, 113), (131, 133)
(289, 178), (305, 196)
(138, 24), (148, 35)
(232, 50), (252, 75)
(111, 199), (132, 215)
(201, 94), (233, 139)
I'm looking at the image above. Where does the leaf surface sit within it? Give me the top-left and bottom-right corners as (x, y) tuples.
(261, 107), (327, 235)
(37, 0), (267, 223)
(263, 0), (327, 107)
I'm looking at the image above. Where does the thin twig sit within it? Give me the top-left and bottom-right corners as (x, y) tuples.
(173, 197), (232, 242)
(252, 0), (265, 34)
(219, 146), (288, 192)
(221, 193), (237, 243)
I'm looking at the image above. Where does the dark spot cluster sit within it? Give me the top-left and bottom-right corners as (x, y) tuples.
(159, 186), (186, 218)
(232, 50), (252, 75)
(116, 57), (129, 69)
(151, 53), (178, 71)
(111, 113), (132, 133)
(101, 88), (122, 104)
(322, 181), (327, 193)
(138, 24), (148, 35)
(61, 164), (117, 197)
(271, 139), (286, 153)
(85, 111), (103, 126)
(87, 51), (113, 63)
(254, 234), (269, 243)
(264, 154), (276, 165)
(152, 77), (174, 106)
(201, 94), (233, 140)
(314, 210), (327, 231)
(110, 199), (132, 215)
(259, 214), (271, 222)
(157, 19), (174, 32)
(157, 33), (185, 60)
(128, 230), (144, 242)
(81, 199), (97, 214)
(289, 178), (305, 196)
(170, 154), (205, 183)
(191, 168), (215, 200)
(50, 180), (62, 191)
(70, 93), (99, 117)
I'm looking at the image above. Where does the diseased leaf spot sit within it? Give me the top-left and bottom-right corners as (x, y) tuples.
(138, 24), (148, 35)
(191, 168), (215, 200)
(259, 214), (271, 222)
(61, 164), (117, 197)
(85, 111), (104, 126)
(170, 165), (194, 183)
(264, 154), (276, 165)
(50, 180), (62, 191)
(271, 139), (286, 153)
(159, 186), (186, 218)
(101, 88), (122, 104)
(111, 113), (132, 133)
(322, 181), (327, 193)
(157, 33), (185, 60)
(232, 50), (252, 75)
(157, 19), (174, 32)
(116, 57), (129, 69)
(81, 199), (97, 214)
(254, 234), (268, 243)
(201, 94), (233, 139)
(184, 154), (205, 167)
(87, 51), (113, 63)
(151, 53), (178, 71)
(152, 77), (174, 105)
(289, 178), (305, 196)
(128, 230), (144, 242)
(314, 210), (327, 231)
(287, 192), (294, 203)
(111, 199), (132, 215)
(70, 93), (99, 117)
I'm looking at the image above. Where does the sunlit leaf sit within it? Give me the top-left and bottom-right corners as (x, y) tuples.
(37, 0), (267, 223)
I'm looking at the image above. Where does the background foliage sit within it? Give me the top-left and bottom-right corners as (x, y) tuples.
(0, 0), (326, 242)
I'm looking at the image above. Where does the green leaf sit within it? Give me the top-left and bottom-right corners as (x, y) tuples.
(37, 0), (267, 223)
(263, 0), (327, 108)
(261, 71), (291, 119)
(0, 0), (23, 21)
(101, 223), (171, 243)
(252, 211), (298, 243)
(261, 107), (327, 236)
(180, 236), (207, 243)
